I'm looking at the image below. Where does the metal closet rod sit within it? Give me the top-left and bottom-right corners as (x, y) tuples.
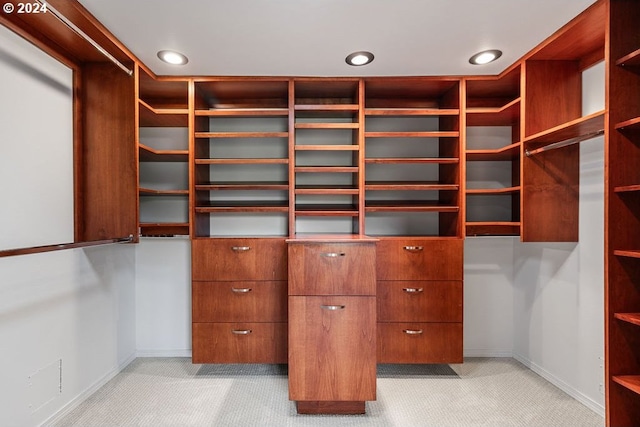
(0, 235), (135, 258)
(36, 0), (133, 76)
(525, 129), (605, 157)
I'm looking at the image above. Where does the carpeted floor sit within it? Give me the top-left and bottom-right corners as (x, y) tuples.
(53, 357), (604, 427)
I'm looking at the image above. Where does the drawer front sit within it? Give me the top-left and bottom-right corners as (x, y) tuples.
(192, 322), (287, 364)
(377, 281), (462, 322)
(192, 238), (287, 281)
(376, 239), (463, 281)
(192, 281), (287, 322)
(288, 243), (376, 296)
(377, 322), (462, 364)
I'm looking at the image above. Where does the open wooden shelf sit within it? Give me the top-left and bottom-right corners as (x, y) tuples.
(365, 201), (459, 212)
(466, 98), (521, 126)
(365, 131), (459, 138)
(295, 185), (359, 195)
(139, 144), (188, 162)
(365, 108), (459, 116)
(365, 181), (459, 191)
(523, 110), (605, 150)
(294, 145), (359, 151)
(466, 186), (521, 195)
(466, 222), (521, 237)
(140, 223), (190, 236)
(194, 131), (288, 138)
(195, 158), (288, 165)
(365, 157), (459, 164)
(614, 313), (640, 327)
(295, 123), (359, 129)
(195, 181), (289, 191)
(612, 376), (640, 396)
(139, 188), (189, 196)
(616, 48), (640, 68)
(139, 100), (188, 127)
(295, 166), (359, 173)
(195, 108), (289, 117)
(615, 116), (640, 131)
(295, 104), (359, 112)
(466, 142), (521, 161)
(614, 250), (640, 259)
(295, 205), (359, 216)
(196, 201), (289, 213)
(614, 185), (640, 194)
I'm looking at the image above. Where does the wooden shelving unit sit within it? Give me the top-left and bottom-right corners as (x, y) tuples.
(465, 66), (521, 237)
(607, 1), (640, 424)
(136, 67), (190, 237)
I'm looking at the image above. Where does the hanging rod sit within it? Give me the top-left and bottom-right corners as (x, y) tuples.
(525, 129), (605, 157)
(35, 0), (133, 76)
(0, 235), (134, 258)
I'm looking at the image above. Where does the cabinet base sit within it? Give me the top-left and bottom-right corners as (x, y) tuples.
(295, 401), (366, 415)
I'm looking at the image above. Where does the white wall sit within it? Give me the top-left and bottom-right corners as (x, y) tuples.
(0, 245), (136, 427)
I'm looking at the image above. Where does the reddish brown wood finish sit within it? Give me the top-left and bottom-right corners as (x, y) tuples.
(191, 238), (287, 281)
(77, 63), (137, 242)
(376, 238), (463, 281)
(296, 401), (365, 415)
(377, 322), (463, 364)
(288, 296), (376, 402)
(192, 322), (287, 364)
(377, 281), (462, 322)
(192, 281), (287, 322)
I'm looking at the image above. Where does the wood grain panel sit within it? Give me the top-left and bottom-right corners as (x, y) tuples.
(376, 239), (463, 281)
(192, 281), (287, 322)
(288, 296), (376, 402)
(191, 238), (287, 281)
(192, 322), (287, 364)
(377, 281), (462, 322)
(377, 322), (463, 364)
(288, 243), (376, 296)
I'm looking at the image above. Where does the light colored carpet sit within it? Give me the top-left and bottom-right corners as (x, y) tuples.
(53, 358), (603, 427)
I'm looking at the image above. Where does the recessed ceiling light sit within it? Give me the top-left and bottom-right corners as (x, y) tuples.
(469, 49), (502, 65)
(346, 51), (374, 66)
(157, 50), (189, 65)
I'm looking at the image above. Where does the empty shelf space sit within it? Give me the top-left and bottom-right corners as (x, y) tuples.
(466, 98), (521, 126)
(614, 185), (640, 193)
(195, 158), (289, 165)
(196, 181), (289, 190)
(195, 108), (289, 117)
(612, 376), (640, 396)
(295, 185), (359, 195)
(295, 145), (359, 151)
(139, 100), (188, 127)
(295, 166), (359, 173)
(616, 47), (640, 68)
(294, 123), (359, 129)
(366, 157), (459, 164)
(365, 108), (459, 116)
(295, 205), (359, 216)
(366, 181), (459, 191)
(615, 116), (640, 131)
(466, 142), (521, 161)
(523, 110), (605, 150)
(194, 131), (288, 138)
(365, 201), (459, 212)
(295, 104), (359, 112)
(466, 222), (520, 236)
(139, 188), (189, 196)
(196, 201), (289, 213)
(466, 186), (521, 195)
(365, 131), (459, 138)
(139, 144), (188, 162)
(614, 313), (640, 327)
(614, 250), (640, 259)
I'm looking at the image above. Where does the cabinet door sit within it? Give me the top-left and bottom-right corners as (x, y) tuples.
(288, 243), (376, 296)
(376, 239), (463, 281)
(288, 296), (376, 401)
(192, 238), (287, 281)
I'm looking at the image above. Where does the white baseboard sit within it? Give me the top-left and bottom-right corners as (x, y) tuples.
(41, 352), (137, 427)
(513, 353), (605, 417)
(136, 349), (192, 358)
(463, 349), (513, 358)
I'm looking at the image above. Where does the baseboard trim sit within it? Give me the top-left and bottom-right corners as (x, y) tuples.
(463, 349), (513, 358)
(513, 353), (605, 417)
(41, 352), (137, 427)
(136, 349), (192, 358)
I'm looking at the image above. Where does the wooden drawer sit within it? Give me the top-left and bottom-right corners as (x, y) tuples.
(288, 243), (376, 296)
(376, 239), (463, 281)
(192, 322), (287, 364)
(377, 322), (463, 364)
(289, 296), (376, 401)
(192, 238), (287, 281)
(192, 281), (287, 322)
(377, 281), (462, 322)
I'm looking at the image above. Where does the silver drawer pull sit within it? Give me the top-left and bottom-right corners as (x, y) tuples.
(321, 252), (346, 258)
(320, 305), (346, 311)
(231, 329), (252, 335)
(231, 246), (251, 252)
(403, 329), (423, 335)
(231, 287), (252, 293)
(402, 287), (424, 293)
(403, 246), (423, 252)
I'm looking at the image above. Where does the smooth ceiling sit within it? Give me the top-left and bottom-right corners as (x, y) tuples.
(78, 0), (597, 77)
